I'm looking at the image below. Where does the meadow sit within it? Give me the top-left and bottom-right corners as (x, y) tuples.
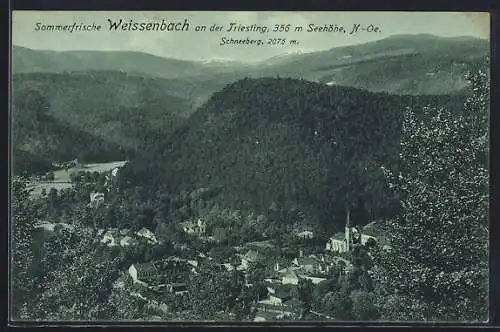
(26, 160), (127, 197)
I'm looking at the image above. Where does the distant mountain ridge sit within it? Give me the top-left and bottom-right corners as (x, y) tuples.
(11, 45), (227, 79)
(11, 34), (487, 176)
(12, 34), (489, 95)
(248, 34), (488, 95)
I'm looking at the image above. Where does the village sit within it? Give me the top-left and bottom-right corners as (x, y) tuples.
(30, 162), (390, 321)
(99, 209), (385, 321)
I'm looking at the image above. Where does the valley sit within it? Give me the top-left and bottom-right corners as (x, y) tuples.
(10, 34), (490, 322)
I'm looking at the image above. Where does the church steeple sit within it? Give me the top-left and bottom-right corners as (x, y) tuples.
(345, 208), (351, 252)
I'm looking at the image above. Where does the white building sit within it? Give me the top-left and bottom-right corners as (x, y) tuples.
(325, 238), (348, 253)
(296, 230), (314, 240)
(279, 268), (300, 285)
(182, 223), (196, 234)
(187, 260), (198, 268)
(111, 167), (120, 177)
(120, 236), (135, 247)
(89, 192), (105, 208)
(360, 234), (377, 245)
(325, 209), (377, 253)
(181, 219), (207, 235)
(101, 231), (117, 247)
(90, 192), (105, 203)
(197, 218), (207, 234)
(221, 263), (234, 272)
(136, 227), (159, 244)
(302, 276), (327, 285)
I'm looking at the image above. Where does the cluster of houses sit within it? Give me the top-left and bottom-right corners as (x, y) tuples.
(98, 227), (161, 247)
(250, 212), (381, 320)
(118, 210), (384, 320)
(180, 218), (219, 244)
(180, 218), (207, 235)
(250, 249), (353, 319)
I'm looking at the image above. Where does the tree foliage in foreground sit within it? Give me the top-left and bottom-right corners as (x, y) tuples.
(11, 177), (37, 319)
(373, 62), (489, 321)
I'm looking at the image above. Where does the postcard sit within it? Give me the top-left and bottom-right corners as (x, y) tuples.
(10, 10), (490, 324)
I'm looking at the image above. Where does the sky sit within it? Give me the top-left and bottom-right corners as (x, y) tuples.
(12, 11), (490, 62)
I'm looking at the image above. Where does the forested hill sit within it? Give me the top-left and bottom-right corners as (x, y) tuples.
(12, 114), (131, 175)
(12, 85), (133, 175)
(12, 71), (197, 153)
(119, 77), (468, 231)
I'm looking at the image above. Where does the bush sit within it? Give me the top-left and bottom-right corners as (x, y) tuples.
(350, 290), (380, 320)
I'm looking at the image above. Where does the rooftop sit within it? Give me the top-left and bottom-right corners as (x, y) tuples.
(330, 256), (351, 265)
(296, 230), (314, 237)
(301, 276), (327, 284)
(272, 287), (292, 300)
(244, 249), (264, 262)
(295, 257), (321, 266)
(280, 269), (299, 280)
(169, 282), (187, 288)
(278, 266), (302, 274)
(330, 232), (345, 241)
(135, 262), (158, 275)
(134, 257), (190, 275)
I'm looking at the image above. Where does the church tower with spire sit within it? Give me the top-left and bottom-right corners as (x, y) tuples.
(345, 208), (351, 252)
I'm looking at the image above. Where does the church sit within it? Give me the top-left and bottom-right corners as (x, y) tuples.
(325, 210), (377, 253)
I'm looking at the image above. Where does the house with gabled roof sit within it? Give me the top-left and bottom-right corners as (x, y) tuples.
(136, 227), (159, 244)
(240, 249), (265, 270)
(360, 234), (377, 246)
(269, 287), (292, 305)
(128, 257), (193, 286)
(279, 268), (300, 285)
(187, 260), (198, 268)
(264, 276), (282, 285)
(101, 230), (118, 247)
(292, 256), (322, 275)
(129, 262), (159, 285)
(257, 285), (303, 316)
(166, 282), (188, 295)
(300, 275), (327, 285)
(244, 249), (259, 261)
